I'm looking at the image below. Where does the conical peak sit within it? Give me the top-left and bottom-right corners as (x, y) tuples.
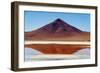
(55, 18), (64, 22)
(31, 18), (82, 33)
(53, 18), (66, 25)
(56, 18), (62, 21)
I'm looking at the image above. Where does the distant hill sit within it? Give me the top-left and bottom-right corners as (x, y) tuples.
(25, 18), (90, 41)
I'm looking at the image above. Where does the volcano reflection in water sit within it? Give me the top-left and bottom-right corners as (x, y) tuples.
(24, 47), (90, 61)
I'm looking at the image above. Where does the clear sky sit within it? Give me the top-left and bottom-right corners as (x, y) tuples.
(24, 11), (90, 32)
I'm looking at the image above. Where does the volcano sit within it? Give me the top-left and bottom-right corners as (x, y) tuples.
(25, 18), (90, 41)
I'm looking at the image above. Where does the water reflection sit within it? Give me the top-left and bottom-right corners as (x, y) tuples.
(24, 47), (90, 61)
(74, 48), (90, 55)
(25, 48), (43, 61)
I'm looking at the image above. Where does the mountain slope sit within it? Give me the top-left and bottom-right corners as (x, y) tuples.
(25, 18), (90, 41)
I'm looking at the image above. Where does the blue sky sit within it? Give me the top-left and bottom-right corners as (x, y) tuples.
(24, 11), (90, 32)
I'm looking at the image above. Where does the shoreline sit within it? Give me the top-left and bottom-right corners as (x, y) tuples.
(25, 41), (90, 45)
